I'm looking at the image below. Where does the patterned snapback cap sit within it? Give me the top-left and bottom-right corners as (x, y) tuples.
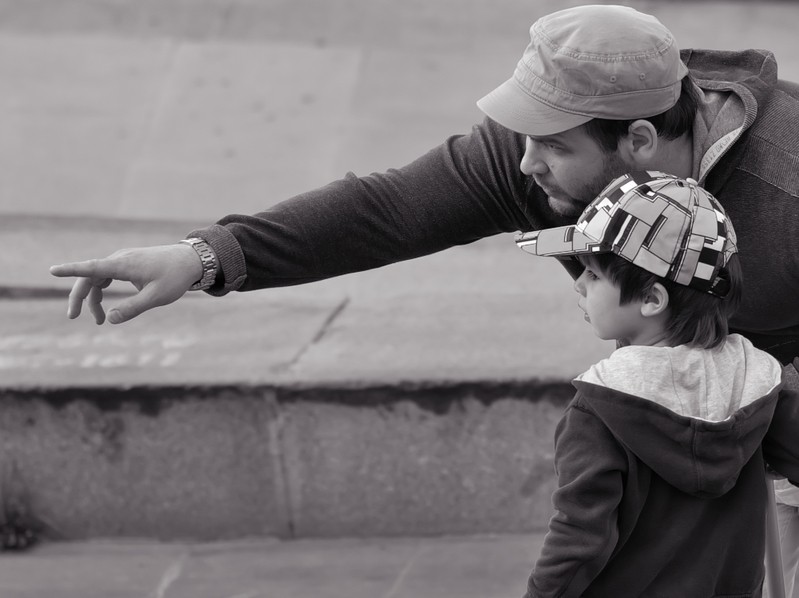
(516, 171), (738, 297)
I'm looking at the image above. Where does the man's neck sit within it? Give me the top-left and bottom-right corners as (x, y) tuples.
(652, 133), (694, 179)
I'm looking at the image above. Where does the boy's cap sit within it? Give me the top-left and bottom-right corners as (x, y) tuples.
(515, 171), (739, 297)
(477, 5), (688, 136)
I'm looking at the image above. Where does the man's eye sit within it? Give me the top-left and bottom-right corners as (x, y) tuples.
(527, 138), (563, 153)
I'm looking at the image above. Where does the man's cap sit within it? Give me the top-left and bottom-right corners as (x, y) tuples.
(477, 5), (689, 136)
(515, 171), (739, 297)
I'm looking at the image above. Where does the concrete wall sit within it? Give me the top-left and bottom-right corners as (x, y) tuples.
(0, 383), (570, 540)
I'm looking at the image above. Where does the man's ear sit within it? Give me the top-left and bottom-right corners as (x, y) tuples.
(618, 120), (658, 166)
(641, 282), (669, 317)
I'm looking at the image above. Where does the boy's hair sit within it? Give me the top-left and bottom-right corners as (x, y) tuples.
(578, 251), (743, 349)
(516, 172), (741, 348)
(582, 76), (701, 152)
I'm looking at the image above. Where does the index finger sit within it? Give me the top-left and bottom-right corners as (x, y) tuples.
(50, 258), (120, 280)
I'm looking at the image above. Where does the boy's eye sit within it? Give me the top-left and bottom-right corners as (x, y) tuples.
(584, 268), (599, 280)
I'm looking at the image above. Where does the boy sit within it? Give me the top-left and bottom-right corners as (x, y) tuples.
(515, 171), (799, 597)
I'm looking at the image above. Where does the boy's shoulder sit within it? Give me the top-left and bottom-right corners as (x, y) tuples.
(573, 334), (783, 421)
(577, 334), (778, 382)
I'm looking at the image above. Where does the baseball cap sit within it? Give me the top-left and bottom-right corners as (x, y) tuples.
(477, 5), (689, 136)
(515, 171), (738, 297)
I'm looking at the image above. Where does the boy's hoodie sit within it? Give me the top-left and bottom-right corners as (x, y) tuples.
(527, 335), (799, 598)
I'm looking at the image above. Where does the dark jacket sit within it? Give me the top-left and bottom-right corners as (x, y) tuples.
(190, 49), (799, 361)
(526, 336), (799, 598)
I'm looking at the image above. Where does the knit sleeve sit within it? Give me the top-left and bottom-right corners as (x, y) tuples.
(525, 399), (627, 598)
(763, 360), (799, 488)
(188, 117), (534, 294)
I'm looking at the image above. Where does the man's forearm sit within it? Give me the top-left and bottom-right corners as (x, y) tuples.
(188, 120), (532, 294)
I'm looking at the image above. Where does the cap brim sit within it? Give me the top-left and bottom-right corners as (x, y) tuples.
(516, 227), (607, 257)
(477, 77), (592, 136)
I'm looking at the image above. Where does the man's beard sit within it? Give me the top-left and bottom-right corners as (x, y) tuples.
(548, 152), (629, 219)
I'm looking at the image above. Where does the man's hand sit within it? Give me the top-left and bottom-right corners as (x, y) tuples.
(49, 243), (204, 325)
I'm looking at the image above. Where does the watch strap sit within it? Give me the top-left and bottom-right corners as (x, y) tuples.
(180, 238), (219, 291)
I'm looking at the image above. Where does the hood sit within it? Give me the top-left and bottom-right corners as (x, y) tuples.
(574, 334), (783, 497)
(680, 49), (778, 183)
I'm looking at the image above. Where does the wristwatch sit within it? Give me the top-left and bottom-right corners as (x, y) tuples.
(179, 237), (219, 291)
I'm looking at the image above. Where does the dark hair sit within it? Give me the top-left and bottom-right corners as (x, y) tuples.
(581, 75), (700, 152)
(578, 251), (743, 349)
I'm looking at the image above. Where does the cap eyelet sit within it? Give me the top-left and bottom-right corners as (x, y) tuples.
(639, 73), (646, 80)
(609, 75), (617, 83)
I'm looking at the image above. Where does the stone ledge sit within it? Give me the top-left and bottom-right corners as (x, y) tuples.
(1, 381), (569, 540)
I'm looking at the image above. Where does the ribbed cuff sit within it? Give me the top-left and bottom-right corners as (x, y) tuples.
(186, 224), (247, 296)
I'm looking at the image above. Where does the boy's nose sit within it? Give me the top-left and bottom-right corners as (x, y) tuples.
(573, 272), (587, 296)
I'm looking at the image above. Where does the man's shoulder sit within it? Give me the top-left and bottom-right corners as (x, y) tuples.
(723, 71), (799, 196)
(681, 48), (778, 88)
(699, 48), (799, 202)
(684, 47), (799, 146)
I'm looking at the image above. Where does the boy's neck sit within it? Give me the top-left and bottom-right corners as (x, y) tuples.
(621, 322), (673, 348)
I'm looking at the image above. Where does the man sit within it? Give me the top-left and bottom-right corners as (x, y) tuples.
(51, 5), (799, 367)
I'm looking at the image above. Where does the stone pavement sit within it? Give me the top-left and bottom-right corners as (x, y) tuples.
(0, 534), (544, 598)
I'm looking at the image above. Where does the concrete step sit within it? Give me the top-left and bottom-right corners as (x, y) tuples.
(2, 379), (570, 540)
(3, 214), (609, 540)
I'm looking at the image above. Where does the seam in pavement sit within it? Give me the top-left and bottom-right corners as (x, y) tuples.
(265, 394), (296, 538)
(149, 552), (188, 598)
(284, 296), (350, 369)
(382, 542), (424, 598)
(214, 0), (237, 39)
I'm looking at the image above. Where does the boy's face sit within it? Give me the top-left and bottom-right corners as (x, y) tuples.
(573, 262), (648, 345)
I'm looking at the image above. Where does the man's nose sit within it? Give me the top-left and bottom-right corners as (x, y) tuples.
(520, 141), (548, 176)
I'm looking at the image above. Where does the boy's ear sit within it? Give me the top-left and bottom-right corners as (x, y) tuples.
(618, 120), (658, 166)
(641, 282), (669, 317)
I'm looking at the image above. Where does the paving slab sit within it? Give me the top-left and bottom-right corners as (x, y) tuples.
(4, 225), (614, 387)
(0, 534), (544, 598)
(278, 387), (564, 537)
(0, 386), (288, 539)
(1, 0), (797, 223)
(0, 540), (187, 598)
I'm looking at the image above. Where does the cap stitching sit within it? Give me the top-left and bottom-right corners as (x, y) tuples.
(512, 72), (681, 109)
(535, 23), (676, 61)
(548, 44), (676, 62)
